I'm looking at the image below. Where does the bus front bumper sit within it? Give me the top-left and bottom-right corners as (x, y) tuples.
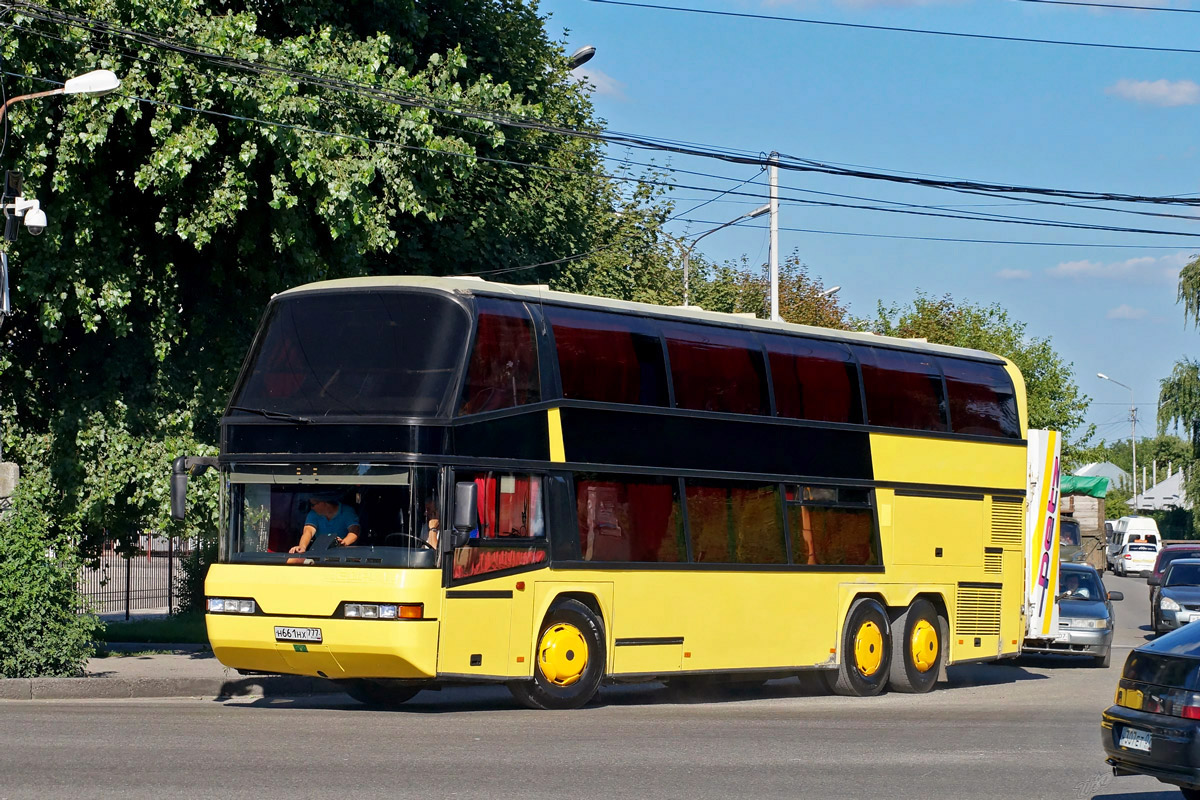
(206, 614), (440, 680)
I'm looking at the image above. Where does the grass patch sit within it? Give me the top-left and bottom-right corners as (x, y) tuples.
(101, 614), (208, 644)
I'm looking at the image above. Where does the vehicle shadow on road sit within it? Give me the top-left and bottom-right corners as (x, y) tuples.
(1091, 792), (1182, 799)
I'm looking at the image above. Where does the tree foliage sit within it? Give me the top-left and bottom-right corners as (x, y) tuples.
(871, 293), (1092, 463)
(0, 0), (619, 554)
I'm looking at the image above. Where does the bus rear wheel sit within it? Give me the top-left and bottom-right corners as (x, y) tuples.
(509, 599), (605, 710)
(825, 598), (891, 697)
(887, 599), (943, 694)
(340, 679), (424, 708)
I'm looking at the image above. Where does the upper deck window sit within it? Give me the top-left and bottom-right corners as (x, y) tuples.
(939, 357), (1021, 439)
(459, 298), (541, 415)
(764, 334), (863, 424)
(665, 324), (769, 416)
(545, 306), (669, 406)
(854, 345), (949, 432)
(229, 290), (469, 418)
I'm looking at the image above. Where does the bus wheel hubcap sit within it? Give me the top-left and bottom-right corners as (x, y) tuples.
(911, 619), (938, 673)
(538, 623), (588, 687)
(854, 620), (884, 676)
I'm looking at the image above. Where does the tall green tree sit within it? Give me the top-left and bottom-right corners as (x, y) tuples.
(871, 293), (1092, 463)
(0, 0), (626, 552)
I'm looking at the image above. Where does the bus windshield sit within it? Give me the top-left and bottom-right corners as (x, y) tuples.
(229, 290), (469, 418)
(227, 466), (442, 568)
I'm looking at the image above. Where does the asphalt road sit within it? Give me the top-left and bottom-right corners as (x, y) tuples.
(0, 573), (1185, 800)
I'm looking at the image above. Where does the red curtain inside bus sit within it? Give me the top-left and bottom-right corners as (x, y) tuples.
(546, 306), (669, 406)
(764, 335), (863, 424)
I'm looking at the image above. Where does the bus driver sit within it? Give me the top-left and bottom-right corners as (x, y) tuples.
(290, 491), (361, 553)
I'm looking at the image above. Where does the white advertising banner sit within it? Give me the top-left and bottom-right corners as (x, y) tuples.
(1025, 429), (1062, 639)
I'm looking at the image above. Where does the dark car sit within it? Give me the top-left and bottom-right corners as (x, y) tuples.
(1151, 545), (1200, 611)
(1102, 618), (1200, 798)
(1023, 563), (1122, 667)
(1156, 560), (1200, 636)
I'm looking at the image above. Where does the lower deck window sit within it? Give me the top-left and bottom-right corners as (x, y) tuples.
(685, 482), (787, 565)
(575, 475), (685, 562)
(786, 486), (879, 566)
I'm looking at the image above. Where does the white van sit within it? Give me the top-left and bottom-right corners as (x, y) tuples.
(1106, 516), (1160, 571)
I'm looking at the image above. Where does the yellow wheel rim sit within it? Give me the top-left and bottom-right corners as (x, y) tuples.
(537, 623), (589, 687)
(910, 619), (939, 673)
(853, 620), (884, 676)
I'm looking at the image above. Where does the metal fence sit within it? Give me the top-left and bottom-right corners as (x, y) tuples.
(78, 536), (194, 619)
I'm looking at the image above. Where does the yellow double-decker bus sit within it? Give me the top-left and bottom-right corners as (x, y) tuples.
(173, 276), (1030, 709)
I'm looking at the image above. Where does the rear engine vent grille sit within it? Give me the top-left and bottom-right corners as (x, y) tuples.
(956, 585), (1002, 636)
(984, 550), (1003, 575)
(989, 497), (1024, 548)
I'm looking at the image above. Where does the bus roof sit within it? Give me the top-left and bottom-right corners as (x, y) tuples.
(277, 275), (1007, 363)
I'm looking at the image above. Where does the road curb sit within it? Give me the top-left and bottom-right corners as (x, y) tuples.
(0, 675), (343, 700)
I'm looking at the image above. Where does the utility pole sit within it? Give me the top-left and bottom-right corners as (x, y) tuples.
(1098, 373), (1137, 510)
(768, 151), (780, 322)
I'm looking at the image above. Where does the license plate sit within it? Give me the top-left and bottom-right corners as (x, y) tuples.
(274, 626), (322, 643)
(1118, 726), (1152, 752)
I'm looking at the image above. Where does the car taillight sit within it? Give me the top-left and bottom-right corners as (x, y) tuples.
(1124, 554), (1132, 559)
(1179, 691), (1200, 720)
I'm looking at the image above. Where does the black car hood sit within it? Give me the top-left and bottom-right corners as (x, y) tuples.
(1161, 586), (1200, 605)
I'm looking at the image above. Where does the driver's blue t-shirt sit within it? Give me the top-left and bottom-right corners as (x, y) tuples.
(305, 504), (360, 542)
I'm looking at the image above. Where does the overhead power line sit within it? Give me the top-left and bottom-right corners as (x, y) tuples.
(585, 0), (1200, 56)
(1019, 0), (1200, 14)
(13, 0), (1200, 210)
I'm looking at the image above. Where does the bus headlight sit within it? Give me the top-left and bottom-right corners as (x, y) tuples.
(207, 598), (256, 614)
(343, 603), (417, 619)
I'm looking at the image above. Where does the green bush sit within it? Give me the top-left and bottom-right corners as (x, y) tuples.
(0, 470), (101, 678)
(176, 533), (217, 616)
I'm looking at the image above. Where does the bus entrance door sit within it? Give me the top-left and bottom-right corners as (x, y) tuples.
(439, 585), (513, 679)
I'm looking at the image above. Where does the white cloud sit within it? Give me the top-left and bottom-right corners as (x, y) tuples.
(1046, 251), (1194, 283)
(995, 268), (1031, 280)
(572, 68), (627, 101)
(1106, 79), (1200, 108)
(1107, 304), (1148, 320)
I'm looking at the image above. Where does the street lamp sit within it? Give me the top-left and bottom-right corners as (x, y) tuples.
(670, 204), (771, 307)
(820, 286), (841, 298)
(0, 69), (121, 126)
(567, 46), (596, 70)
(1098, 372), (1138, 509)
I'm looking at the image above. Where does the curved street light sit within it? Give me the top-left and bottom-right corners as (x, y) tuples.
(0, 69), (121, 127)
(1097, 372), (1138, 507)
(663, 204), (770, 307)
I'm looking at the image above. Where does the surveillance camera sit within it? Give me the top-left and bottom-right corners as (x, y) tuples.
(23, 207), (46, 236)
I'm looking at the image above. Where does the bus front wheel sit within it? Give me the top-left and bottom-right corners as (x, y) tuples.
(825, 598), (891, 697)
(509, 598), (606, 710)
(887, 599), (943, 694)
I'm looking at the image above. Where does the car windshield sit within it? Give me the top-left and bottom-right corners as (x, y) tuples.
(225, 466), (442, 568)
(1059, 570), (1102, 600)
(1165, 563), (1200, 587)
(1059, 520), (1080, 546)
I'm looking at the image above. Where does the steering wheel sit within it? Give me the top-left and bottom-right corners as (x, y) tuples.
(383, 532), (435, 550)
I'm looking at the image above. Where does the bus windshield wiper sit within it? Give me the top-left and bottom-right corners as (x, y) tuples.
(227, 405), (312, 424)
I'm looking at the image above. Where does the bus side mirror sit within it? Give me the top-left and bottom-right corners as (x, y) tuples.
(170, 455), (218, 521)
(450, 481), (478, 549)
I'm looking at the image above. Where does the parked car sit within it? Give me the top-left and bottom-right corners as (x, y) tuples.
(1154, 559), (1200, 636)
(1023, 563), (1122, 667)
(1115, 541), (1162, 578)
(1150, 545), (1200, 611)
(1107, 516), (1161, 571)
(1102, 618), (1200, 798)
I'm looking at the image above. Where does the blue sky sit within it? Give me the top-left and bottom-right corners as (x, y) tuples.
(542, 0), (1200, 449)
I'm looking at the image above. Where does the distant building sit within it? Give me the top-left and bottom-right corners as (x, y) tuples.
(1074, 461), (1131, 488)
(1129, 466), (1191, 511)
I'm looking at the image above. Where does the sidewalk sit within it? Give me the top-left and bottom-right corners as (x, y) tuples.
(0, 648), (344, 701)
